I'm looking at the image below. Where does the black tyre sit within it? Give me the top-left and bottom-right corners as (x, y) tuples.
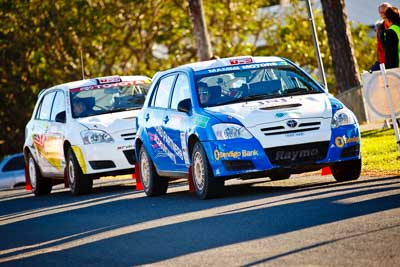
(139, 146), (168, 196)
(67, 148), (93, 195)
(192, 142), (224, 199)
(27, 153), (52, 196)
(331, 159), (362, 182)
(269, 170), (291, 181)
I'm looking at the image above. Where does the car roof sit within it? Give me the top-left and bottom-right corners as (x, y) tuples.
(1, 153), (23, 162)
(39, 75), (151, 96)
(156, 56), (288, 76)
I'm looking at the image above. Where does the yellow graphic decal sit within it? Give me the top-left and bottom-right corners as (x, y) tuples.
(335, 136), (360, 148)
(71, 146), (87, 174)
(335, 137), (345, 148)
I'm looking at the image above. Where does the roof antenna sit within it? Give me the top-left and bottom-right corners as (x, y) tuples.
(80, 48), (85, 80)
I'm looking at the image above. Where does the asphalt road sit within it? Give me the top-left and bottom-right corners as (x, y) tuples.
(0, 174), (399, 266)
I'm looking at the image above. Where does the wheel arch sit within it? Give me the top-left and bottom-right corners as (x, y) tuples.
(188, 134), (200, 160)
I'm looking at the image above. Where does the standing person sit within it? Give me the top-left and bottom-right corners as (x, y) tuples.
(378, 3), (392, 63)
(384, 6), (400, 69)
(371, 2), (392, 71)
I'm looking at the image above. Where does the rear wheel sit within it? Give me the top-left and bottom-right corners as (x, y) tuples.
(331, 159), (361, 182)
(67, 148), (93, 195)
(139, 146), (168, 196)
(192, 142), (224, 199)
(27, 153), (52, 196)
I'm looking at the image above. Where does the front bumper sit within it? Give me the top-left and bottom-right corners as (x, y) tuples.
(202, 124), (361, 178)
(73, 142), (136, 175)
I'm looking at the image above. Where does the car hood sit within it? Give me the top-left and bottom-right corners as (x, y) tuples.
(206, 94), (332, 128)
(76, 110), (139, 133)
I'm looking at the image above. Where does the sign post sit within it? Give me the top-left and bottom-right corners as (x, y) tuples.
(380, 63), (400, 154)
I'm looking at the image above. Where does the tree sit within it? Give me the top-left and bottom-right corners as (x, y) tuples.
(320, 0), (361, 94)
(188, 0), (212, 60)
(0, 0), (376, 158)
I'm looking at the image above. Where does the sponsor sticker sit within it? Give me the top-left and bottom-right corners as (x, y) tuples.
(335, 136), (360, 148)
(214, 149), (259, 161)
(193, 115), (209, 128)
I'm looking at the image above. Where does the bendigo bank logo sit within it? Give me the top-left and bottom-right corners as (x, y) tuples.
(214, 149), (258, 161)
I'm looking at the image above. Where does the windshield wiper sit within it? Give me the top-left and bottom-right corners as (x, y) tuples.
(282, 87), (324, 97)
(222, 93), (279, 105)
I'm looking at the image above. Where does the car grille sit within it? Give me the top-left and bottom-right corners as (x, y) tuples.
(340, 144), (360, 158)
(222, 160), (255, 171)
(89, 161), (116, 170)
(121, 132), (136, 141)
(123, 149), (136, 165)
(264, 141), (329, 165)
(261, 121), (321, 136)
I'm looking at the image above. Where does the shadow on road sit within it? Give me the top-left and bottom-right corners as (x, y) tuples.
(0, 175), (399, 266)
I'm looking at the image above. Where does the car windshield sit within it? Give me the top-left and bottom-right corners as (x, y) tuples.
(70, 81), (150, 118)
(195, 65), (324, 107)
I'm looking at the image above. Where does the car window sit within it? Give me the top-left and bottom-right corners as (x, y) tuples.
(152, 75), (176, 109)
(170, 74), (190, 110)
(50, 91), (66, 121)
(2, 155), (24, 172)
(36, 92), (56, 121)
(70, 81), (151, 118)
(195, 65), (323, 107)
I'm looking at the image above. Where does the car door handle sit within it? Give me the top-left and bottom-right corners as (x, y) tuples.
(145, 113), (150, 121)
(163, 116), (169, 123)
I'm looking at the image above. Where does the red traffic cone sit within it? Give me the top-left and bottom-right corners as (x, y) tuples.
(321, 166), (332, 176)
(134, 162), (143, 190)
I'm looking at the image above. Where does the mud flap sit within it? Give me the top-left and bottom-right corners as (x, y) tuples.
(188, 166), (195, 192)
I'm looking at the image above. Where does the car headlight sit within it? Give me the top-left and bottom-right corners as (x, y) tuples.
(212, 123), (253, 140)
(331, 108), (357, 128)
(81, 130), (114, 144)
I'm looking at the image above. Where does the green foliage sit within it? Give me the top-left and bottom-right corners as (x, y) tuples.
(0, 0), (377, 158)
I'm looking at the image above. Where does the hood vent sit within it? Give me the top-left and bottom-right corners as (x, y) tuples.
(259, 103), (302, 110)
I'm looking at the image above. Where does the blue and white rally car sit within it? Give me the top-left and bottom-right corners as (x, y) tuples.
(135, 56), (361, 199)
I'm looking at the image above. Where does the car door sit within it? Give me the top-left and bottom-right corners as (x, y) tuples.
(162, 73), (192, 172)
(31, 91), (56, 174)
(45, 90), (66, 176)
(143, 74), (177, 171)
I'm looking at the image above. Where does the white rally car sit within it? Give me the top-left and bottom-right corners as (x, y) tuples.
(24, 75), (151, 196)
(136, 56), (362, 199)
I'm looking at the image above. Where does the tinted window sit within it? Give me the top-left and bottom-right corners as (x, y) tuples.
(2, 155), (24, 172)
(170, 74), (190, 110)
(50, 91), (66, 121)
(195, 65), (323, 107)
(37, 92), (56, 120)
(153, 75), (176, 108)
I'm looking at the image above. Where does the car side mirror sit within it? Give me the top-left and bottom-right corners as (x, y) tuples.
(177, 99), (192, 113)
(55, 111), (66, 123)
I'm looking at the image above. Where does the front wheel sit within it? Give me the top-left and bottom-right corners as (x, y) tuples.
(139, 146), (168, 196)
(67, 148), (93, 195)
(192, 142), (224, 199)
(331, 159), (362, 182)
(27, 153), (52, 196)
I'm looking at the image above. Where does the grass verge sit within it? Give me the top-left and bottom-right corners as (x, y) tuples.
(361, 128), (400, 176)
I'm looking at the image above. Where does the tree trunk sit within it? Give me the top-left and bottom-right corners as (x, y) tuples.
(188, 0), (212, 61)
(320, 0), (360, 94)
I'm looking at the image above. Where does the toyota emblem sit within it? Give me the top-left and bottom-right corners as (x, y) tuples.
(287, 120), (298, 128)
